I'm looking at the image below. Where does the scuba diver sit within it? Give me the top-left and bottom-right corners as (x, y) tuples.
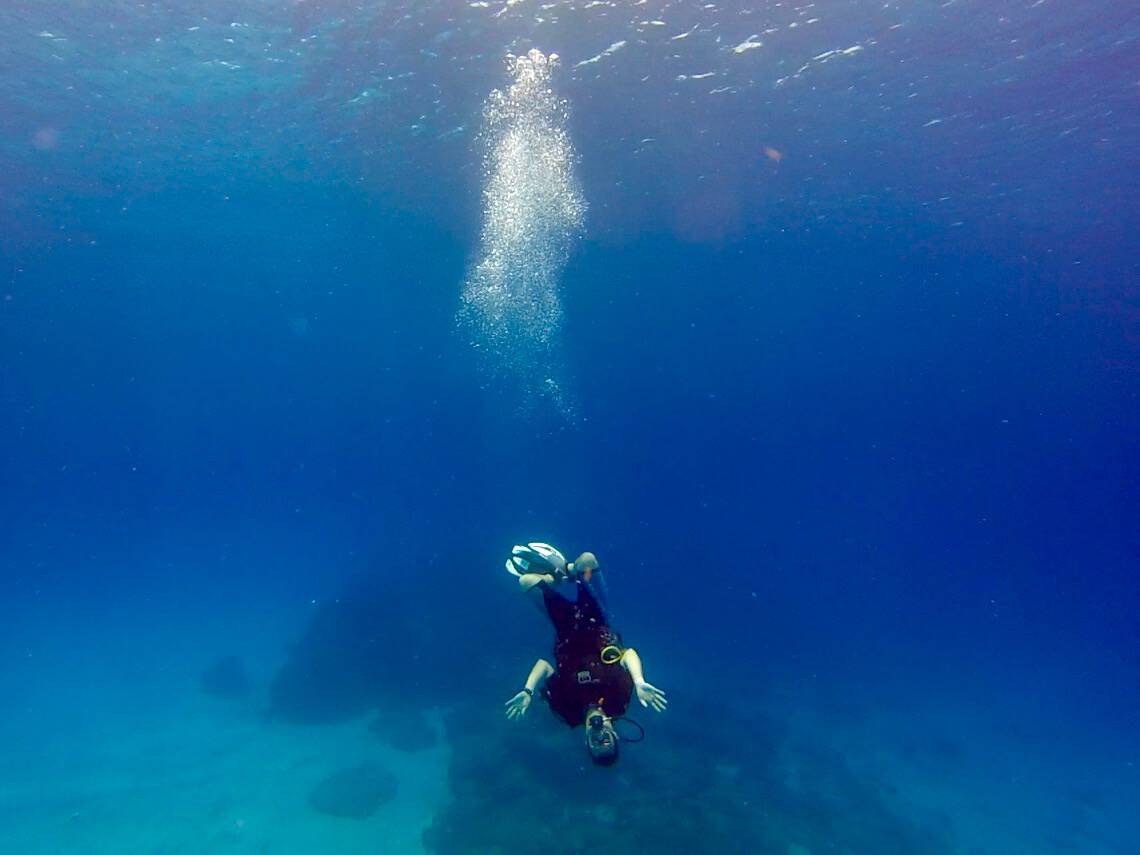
(502, 543), (667, 766)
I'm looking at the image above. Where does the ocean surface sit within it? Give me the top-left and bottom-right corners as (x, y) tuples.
(1, 1), (1137, 853)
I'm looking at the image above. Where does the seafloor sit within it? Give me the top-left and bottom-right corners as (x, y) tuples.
(0, 576), (1135, 854)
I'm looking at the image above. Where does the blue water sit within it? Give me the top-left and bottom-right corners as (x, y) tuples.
(1, 2), (1136, 853)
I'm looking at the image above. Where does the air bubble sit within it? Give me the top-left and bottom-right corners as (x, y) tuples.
(459, 50), (585, 410)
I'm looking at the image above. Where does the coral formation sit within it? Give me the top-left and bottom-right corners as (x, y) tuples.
(268, 574), (534, 725)
(423, 700), (951, 854)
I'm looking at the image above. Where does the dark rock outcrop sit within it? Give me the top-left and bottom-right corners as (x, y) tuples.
(268, 574), (529, 725)
(422, 698), (952, 855)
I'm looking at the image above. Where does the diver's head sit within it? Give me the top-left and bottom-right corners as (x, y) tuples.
(584, 706), (619, 766)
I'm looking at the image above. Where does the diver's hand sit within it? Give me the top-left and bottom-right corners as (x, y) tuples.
(635, 680), (667, 712)
(504, 689), (533, 720)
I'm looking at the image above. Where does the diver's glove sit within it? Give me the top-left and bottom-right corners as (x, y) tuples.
(635, 680), (668, 713)
(504, 688), (534, 720)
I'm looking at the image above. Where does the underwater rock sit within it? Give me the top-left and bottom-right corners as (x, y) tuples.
(422, 700), (953, 854)
(268, 581), (436, 723)
(268, 574), (519, 725)
(308, 763), (398, 819)
(199, 656), (251, 699)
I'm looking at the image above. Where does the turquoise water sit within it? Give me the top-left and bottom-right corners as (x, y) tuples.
(1, 2), (1137, 853)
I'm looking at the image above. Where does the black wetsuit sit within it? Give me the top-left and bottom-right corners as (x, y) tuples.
(541, 581), (634, 727)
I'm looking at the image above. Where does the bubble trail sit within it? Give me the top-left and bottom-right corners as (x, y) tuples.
(459, 49), (585, 409)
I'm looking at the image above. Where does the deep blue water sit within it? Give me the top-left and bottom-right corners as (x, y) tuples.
(1, 2), (1137, 852)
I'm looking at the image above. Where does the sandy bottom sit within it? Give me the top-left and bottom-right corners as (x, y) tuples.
(1, 600), (1135, 854)
(1, 707), (448, 854)
(0, 603), (449, 854)
(755, 669), (1140, 855)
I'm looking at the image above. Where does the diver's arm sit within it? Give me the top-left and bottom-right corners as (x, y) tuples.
(621, 647), (668, 712)
(505, 659), (554, 720)
(525, 657), (554, 692)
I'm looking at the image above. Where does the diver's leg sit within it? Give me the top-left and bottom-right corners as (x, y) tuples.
(519, 572), (559, 616)
(587, 570), (611, 614)
(522, 578), (575, 631)
(518, 572), (556, 593)
(520, 573), (562, 612)
(543, 584), (576, 630)
(574, 575), (610, 624)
